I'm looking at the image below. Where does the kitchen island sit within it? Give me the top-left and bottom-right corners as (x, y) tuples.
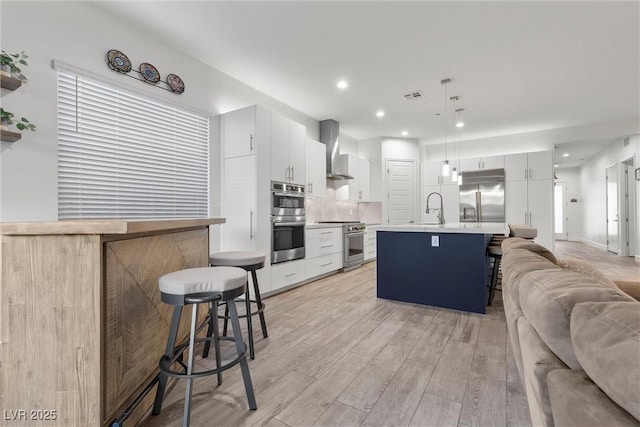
(0, 218), (223, 426)
(376, 223), (507, 314)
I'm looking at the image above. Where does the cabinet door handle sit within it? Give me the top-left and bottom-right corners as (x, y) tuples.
(529, 168), (533, 179)
(320, 231), (333, 235)
(321, 262), (333, 267)
(250, 210), (254, 239)
(285, 272), (296, 278)
(524, 168), (528, 179)
(286, 166), (290, 181)
(321, 244), (333, 249)
(249, 134), (254, 151)
(310, 182), (313, 194)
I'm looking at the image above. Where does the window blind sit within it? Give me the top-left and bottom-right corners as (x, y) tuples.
(57, 69), (209, 219)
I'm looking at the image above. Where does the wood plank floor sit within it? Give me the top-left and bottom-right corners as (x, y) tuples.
(139, 240), (637, 427)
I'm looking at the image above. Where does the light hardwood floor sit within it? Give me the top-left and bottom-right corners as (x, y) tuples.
(140, 240), (638, 427)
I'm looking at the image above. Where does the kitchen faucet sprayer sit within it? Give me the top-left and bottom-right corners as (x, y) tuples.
(426, 192), (445, 225)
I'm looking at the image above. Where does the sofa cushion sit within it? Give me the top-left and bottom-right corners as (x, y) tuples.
(509, 240), (558, 265)
(508, 223), (538, 239)
(503, 293), (525, 385)
(559, 257), (618, 288)
(614, 281), (640, 301)
(502, 237), (528, 253)
(519, 269), (634, 369)
(548, 369), (640, 427)
(571, 301), (640, 420)
(518, 317), (567, 427)
(502, 248), (559, 308)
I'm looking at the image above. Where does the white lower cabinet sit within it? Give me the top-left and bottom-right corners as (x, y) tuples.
(306, 227), (343, 278)
(307, 252), (343, 278)
(270, 259), (306, 292)
(364, 227), (377, 261)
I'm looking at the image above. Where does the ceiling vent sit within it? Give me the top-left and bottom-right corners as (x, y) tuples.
(403, 90), (424, 100)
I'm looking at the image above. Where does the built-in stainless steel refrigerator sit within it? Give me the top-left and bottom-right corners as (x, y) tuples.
(459, 169), (505, 222)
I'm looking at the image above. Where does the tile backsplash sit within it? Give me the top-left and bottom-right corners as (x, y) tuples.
(306, 187), (382, 224)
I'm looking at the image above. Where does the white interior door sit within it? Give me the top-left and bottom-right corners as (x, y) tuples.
(554, 182), (568, 240)
(606, 163), (619, 254)
(386, 159), (416, 224)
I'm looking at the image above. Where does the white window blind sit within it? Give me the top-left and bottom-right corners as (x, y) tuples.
(57, 69), (209, 219)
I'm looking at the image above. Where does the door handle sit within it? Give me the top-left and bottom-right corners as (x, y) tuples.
(249, 134), (254, 151)
(249, 210), (254, 239)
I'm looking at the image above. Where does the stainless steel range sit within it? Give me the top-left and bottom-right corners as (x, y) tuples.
(317, 221), (366, 271)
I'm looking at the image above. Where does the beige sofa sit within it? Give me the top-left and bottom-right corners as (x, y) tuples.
(501, 238), (640, 427)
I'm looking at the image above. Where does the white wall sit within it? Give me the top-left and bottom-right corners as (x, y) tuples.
(579, 135), (639, 254)
(0, 1), (319, 222)
(339, 132), (358, 156)
(555, 168), (582, 241)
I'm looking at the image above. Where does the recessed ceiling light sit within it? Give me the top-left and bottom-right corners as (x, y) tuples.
(401, 131), (408, 136)
(563, 153), (569, 157)
(337, 80), (348, 89)
(376, 110), (385, 118)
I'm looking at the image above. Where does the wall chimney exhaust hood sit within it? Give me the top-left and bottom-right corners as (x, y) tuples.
(319, 119), (354, 180)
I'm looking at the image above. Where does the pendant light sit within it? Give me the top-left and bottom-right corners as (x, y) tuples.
(450, 96), (459, 183)
(456, 107), (464, 185)
(441, 78), (451, 177)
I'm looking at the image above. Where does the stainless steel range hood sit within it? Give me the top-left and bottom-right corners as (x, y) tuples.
(319, 119), (353, 180)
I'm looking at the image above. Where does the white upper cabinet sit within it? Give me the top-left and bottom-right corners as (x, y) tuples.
(423, 160), (458, 186)
(505, 151), (553, 181)
(335, 154), (370, 201)
(306, 138), (326, 197)
(460, 155), (504, 172)
(222, 106), (257, 158)
(270, 112), (307, 185)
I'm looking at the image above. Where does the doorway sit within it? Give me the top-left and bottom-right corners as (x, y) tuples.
(606, 163), (619, 254)
(554, 182), (568, 240)
(621, 157), (636, 257)
(386, 159), (416, 224)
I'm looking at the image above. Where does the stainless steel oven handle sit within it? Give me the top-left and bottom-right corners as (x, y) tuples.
(347, 232), (365, 236)
(272, 222), (306, 227)
(273, 192), (305, 198)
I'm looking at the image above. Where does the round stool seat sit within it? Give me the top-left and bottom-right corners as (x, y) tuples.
(159, 266), (247, 296)
(209, 251), (266, 268)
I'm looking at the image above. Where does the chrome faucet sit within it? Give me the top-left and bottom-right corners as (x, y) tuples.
(426, 192), (445, 225)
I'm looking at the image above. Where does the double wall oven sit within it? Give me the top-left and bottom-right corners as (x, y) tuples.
(271, 181), (305, 264)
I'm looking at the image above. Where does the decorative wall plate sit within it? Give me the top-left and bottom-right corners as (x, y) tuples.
(106, 50), (132, 73)
(139, 62), (160, 84)
(166, 74), (185, 94)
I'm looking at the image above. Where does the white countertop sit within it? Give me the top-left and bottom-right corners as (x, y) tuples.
(306, 223), (345, 229)
(376, 222), (507, 234)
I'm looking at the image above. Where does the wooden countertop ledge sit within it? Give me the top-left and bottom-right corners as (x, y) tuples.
(0, 218), (225, 235)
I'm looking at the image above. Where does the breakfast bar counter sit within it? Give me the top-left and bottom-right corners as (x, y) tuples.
(376, 223), (506, 314)
(0, 218), (224, 426)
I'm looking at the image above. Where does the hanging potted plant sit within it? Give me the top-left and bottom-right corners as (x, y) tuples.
(0, 50), (29, 80)
(0, 108), (36, 132)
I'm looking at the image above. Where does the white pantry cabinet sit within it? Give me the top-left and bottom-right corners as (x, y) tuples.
(504, 150), (554, 249)
(220, 105), (272, 291)
(306, 138), (326, 197)
(270, 112), (306, 185)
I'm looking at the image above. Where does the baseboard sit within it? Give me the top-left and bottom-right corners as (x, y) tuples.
(577, 238), (607, 250)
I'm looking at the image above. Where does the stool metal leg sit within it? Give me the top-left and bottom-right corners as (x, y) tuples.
(211, 301), (222, 385)
(245, 281), (255, 359)
(251, 270), (268, 339)
(222, 303), (229, 337)
(488, 256), (501, 306)
(183, 303), (199, 427)
(228, 300), (257, 410)
(153, 305), (182, 415)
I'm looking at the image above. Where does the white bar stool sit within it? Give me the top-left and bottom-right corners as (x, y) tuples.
(208, 251), (267, 360)
(152, 266), (257, 426)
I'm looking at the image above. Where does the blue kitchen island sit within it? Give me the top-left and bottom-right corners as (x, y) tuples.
(376, 223), (507, 314)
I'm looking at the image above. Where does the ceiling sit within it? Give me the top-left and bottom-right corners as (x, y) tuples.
(94, 1), (639, 167)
